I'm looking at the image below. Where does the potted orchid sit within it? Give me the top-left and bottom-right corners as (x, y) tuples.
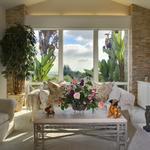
(59, 79), (98, 111)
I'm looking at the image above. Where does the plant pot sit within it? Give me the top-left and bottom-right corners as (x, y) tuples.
(71, 103), (87, 111)
(8, 93), (25, 112)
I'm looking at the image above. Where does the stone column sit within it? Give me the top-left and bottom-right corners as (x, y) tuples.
(6, 4), (27, 27)
(0, 6), (7, 98)
(129, 4), (150, 104)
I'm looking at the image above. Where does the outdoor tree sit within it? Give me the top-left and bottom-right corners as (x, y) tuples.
(39, 30), (58, 56)
(31, 30), (59, 81)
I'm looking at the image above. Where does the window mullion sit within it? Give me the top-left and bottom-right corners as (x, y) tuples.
(58, 29), (63, 81)
(93, 29), (99, 82)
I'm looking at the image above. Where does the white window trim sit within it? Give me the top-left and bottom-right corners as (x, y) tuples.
(93, 29), (99, 82)
(58, 29), (64, 81)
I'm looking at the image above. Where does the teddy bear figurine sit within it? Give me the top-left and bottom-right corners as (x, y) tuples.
(45, 105), (55, 117)
(107, 99), (121, 118)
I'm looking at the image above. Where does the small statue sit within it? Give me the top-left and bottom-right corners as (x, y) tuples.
(143, 105), (150, 132)
(45, 105), (55, 117)
(108, 99), (121, 118)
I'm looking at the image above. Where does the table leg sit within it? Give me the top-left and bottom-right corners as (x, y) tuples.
(116, 123), (120, 150)
(34, 123), (37, 150)
(41, 124), (45, 150)
(124, 123), (128, 150)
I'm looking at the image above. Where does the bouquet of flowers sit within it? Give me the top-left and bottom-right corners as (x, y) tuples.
(59, 79), (98, 111)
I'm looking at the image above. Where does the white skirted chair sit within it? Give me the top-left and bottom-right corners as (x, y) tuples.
(0, 98), (16, 142)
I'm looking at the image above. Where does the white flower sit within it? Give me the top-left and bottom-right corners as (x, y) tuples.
(73, 92), (80, 99)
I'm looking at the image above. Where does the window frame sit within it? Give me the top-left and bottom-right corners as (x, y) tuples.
(33, 28), (129, 90)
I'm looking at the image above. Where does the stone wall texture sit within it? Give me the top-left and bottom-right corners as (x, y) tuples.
(130, 4), (150, 103)
(6, 4), (27, 27)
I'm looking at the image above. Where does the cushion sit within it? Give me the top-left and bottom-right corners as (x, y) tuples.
(108, 85), (121, 101)
(48, 81), (61, 94)
(39, 90), (49, 110)
(42, 82), (49, 90)
(108, 85), (135, 110)
(29, 89), (40, 95)
(118, 88), (135, 110)
(94, 82), (113, 101)
(0, 112), (9, 125)
(47, 81), (64, 104)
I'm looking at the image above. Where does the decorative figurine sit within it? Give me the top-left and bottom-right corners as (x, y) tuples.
(107, 99), (121, 118)
(143, 105), (150, 132)
(45, 105), (55, 117)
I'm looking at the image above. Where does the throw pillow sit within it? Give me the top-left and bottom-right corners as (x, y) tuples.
(47, 81), (64, 104)
(119, 88), (135, 110)
(94, 82), (113, 101)
(39, 90), (49, 110)
(108, 85), (121, 101)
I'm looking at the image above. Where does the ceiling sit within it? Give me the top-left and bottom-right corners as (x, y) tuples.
(28, 0), (128, 16)
(112, 0), (150, 9)
(0, 0), (150, 9)
(0, 0), (45, 8)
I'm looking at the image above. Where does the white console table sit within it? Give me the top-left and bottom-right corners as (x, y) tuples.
(137, 81), (150, 109)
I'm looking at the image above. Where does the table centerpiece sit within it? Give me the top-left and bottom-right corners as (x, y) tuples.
(59, 79), (98, 111)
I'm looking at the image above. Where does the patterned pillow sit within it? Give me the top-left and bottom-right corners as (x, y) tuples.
(47, 81), (64, 104)
(94, 82), (113, 101)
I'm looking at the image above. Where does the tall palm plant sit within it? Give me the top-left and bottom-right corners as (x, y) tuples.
(99, 31), (125, 81)
(112, 32), (125, 81)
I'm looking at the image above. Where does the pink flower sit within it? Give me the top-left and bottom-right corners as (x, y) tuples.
(98, 101), (104, 109)
(88, 95), (92, 101)
(73, 92), (80, 99)
(72, 79), (78, 85)
(92, 89), (96, 93)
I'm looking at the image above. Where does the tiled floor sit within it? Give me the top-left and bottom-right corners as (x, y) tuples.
(0, 106), (146, 150)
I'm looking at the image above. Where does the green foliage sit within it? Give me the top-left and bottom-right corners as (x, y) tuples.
(64, 75), (73, 82)
(63, 65), (90, 81)
(0, 24), (36, 94)
(0, 24), (36, 79)
(31, 49), (56, 81)
(99, 31), (125, 82)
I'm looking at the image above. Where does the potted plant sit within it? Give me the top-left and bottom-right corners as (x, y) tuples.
(0, 24), (36, 110)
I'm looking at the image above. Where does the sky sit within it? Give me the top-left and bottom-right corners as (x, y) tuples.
(63, 30), (109, 72)
(34, 30), (110, 73)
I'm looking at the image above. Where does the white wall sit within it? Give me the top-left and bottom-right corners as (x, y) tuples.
(0, 5), (7, 98)
(25, 15), (131, 29)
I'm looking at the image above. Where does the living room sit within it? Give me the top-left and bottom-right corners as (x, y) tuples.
(0, 0), (150, 150)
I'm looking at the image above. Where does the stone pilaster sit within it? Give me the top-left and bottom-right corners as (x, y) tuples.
(6, 4), (27, 27)
(130, 4), (150, 103)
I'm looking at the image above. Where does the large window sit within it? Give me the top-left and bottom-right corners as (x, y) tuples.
(63, 30), (93, 81)
(33, 29), (128, 88)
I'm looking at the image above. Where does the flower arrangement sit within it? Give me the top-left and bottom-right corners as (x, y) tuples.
(59, 79), (98, 111)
